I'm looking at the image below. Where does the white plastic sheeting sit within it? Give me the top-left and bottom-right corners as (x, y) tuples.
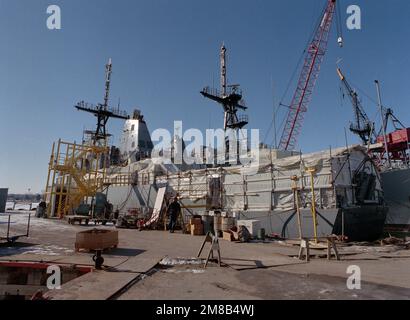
(155, 145), (383, 213)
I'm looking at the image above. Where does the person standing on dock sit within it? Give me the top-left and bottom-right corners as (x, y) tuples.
(167, 196), (181, 233)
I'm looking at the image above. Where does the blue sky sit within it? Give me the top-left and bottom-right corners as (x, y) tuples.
(1, 0), (409, 193)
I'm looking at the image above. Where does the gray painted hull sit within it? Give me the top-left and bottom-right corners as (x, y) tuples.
(107, 185), (158, 213)
(236, 209), (338, 239)
(381, 168), (410, 227)
(107, 184), (385, 241)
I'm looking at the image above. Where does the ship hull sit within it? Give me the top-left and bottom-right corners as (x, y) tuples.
(332, 205), (388, 242)
(107, 184), (387, 241)
(381, 168), (410, 230)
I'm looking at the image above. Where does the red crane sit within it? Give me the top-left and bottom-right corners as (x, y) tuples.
(279, 0), (339, 150)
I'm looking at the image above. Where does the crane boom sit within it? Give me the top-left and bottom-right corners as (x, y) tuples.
(279, 0), (337, 151)
(337, 68), (373, 144)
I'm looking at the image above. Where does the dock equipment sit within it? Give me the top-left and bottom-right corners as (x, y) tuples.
(279, 0), (342, 151)
(0, 214), (31, 244)
(337, 67), (410, 167)
(43, 140), (108, 218)
(197, 232), (222, 268)
(74, 58), (129, 146)
(306, 167), (319, 243)
(337, 68), (374, 145)
(291, 175), (303, 239)
(44, 59), (132, 219)
(201, 44), (249, 164)
(298, 236), (340, 262)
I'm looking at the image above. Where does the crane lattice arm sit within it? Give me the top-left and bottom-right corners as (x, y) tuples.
(279, 0), (338, 151)
(337, 68), (374, 144)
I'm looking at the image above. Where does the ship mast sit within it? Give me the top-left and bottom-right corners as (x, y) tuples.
(75, 58), (129, 147)
(201, 44), (249, 164)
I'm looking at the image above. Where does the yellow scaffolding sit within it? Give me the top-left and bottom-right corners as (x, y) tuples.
(43, 139), (109, 218)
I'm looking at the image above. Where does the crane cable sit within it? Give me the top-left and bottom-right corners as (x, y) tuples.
(336, 0), (344, 44)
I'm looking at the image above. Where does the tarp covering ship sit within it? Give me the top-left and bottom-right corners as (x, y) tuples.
(105, 144), (388, 242)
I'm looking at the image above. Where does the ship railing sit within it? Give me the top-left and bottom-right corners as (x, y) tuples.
(202, 86), (243, 98)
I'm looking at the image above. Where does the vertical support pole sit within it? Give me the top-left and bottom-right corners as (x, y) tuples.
(375, 80), (391, 168)
(7, 215), (11, 240)
(94, 146), (100, 191)
(57, 142), (69, 218)
(327, 238), (331, 260)
(291, 175), (303, 239)
(308, 168), (318, 243)
(65, 143), (75, 215)
(44, 141), (55, 218)
(270, 149), (275, 211)
(243, 175), (247, 211)
(55, 139), (62, 218)
(26, 213), (31, 237)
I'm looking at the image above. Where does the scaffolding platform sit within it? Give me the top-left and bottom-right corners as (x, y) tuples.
(43, 139), (109, 219)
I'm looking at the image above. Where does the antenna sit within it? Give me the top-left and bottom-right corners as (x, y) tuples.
(75, 58), (129, 146)
(103, 58), (112, 110)
(272, 78), (277, 149)
(200, 44), (249, 164)
(220, 44), (227, 97)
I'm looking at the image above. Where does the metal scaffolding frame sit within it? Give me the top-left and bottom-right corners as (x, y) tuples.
(43, 139), (109, 218)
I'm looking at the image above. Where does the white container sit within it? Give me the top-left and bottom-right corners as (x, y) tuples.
(237, 219), (261, 237)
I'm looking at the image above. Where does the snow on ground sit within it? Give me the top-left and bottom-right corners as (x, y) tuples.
(0, 211), (75, 256)
(0, 244), (74, 257)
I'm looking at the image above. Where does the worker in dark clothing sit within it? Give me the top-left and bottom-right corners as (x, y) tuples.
(167, 197), (181, 233)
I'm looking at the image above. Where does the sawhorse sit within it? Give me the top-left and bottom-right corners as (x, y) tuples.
(298, 238), (311, 262)
(197, 232), (222, 268)
(298, 236), (340, 262)
(325, 236), (340, 261)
